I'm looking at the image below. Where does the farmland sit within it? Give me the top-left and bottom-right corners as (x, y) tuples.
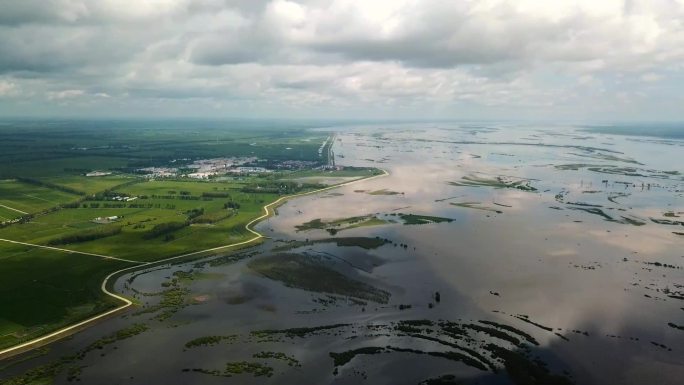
(0, 120), (379, 351)
(0, 242), (129, 349)
(0, 180), (80, 217)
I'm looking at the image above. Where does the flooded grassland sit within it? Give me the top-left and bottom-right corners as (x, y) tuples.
(1, 124), (682, 385)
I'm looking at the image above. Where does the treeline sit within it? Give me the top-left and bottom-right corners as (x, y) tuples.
(47, 226), (122, 245)
(241, 181), (324, 195)
(190, 209), (235, 224)
(143, 221), (189, 240)
(202, 191), (231, 198)
(16, 177), (85, 196)
(83, 202), (177, 209)
(185, 208), (204, 220)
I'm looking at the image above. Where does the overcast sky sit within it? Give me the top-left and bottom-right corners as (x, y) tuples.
(0, 0), (683, 121)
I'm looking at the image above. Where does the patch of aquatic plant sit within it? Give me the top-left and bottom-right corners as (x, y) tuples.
(586, 166), (683, 180)
(449, 174), (538, 192)
(225, 361), (273, 377)
(667, 323), (684, 331)
(126, 266), (169, 285)
(512, 315), (553, 332)
(272, 237), (389, 251)
(251, 323), (350, 340)
(183, 362), (273, 378)
(485, 344), (574, 385)
(249, 253), (390, 303)
(394, 319), (434, 334)
(65, 365), (85, 382)
(477, 320), (539, 346)
(607, 192), (630, 204)
(462, 324), (523, 346)
(0, 347), (50, 372)
(419, 374), (464, 385)
(450, 202), (503, 214)
(201, 251), (256, 267)
(184, 335), (237, 349)
(567, 201), (603, 208)
(650, 218), (684, 226)
(133, 286), (191, 321)
(366, 189), (403, 195)
(404, 331), (495, 371)
(554, 163), (607, 171)
(618, 216), (647, 226)
(330, 346), (385, 367)
(568, 206), (647, 225)
(253, 351), (301, 367)
(172, 269), (223, 282)
(0, 361), (67, 385)
(80, 323), (149, 356)
(249, 318), (572, 382)
(295, 215), (388, 234)
(398, 213), (454, 225)
(296, 216), (368, 231)
(0, 324), (150, 384)
(568, 151), (643, 165)
(331, 346), (491, 372)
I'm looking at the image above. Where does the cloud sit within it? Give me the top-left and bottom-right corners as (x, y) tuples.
(47, 89), (85, 100)
(0, 80), (18, 96)
(0, 0), (682, 119)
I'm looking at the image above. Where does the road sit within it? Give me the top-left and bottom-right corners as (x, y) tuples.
(0, 168), (389, 360)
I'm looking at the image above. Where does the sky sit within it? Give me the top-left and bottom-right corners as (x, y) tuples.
(0, 0), (683, 121)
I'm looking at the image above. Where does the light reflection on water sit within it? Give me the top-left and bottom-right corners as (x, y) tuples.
(2, 123), (682, 385)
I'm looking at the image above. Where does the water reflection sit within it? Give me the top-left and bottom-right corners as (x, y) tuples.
(1, 123), (682, 385)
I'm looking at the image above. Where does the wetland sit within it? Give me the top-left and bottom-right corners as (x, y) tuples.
(1, 122), (682, 385)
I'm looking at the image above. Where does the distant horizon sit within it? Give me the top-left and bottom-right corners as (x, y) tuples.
(1, 115), (684, 125)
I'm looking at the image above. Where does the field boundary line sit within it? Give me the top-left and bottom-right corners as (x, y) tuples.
(0, 168), (389, 360)
(0, 204), (28, 215)
(0, 238), (142, 264)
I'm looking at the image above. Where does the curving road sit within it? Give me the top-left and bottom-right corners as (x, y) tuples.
(0, 169), (388, 360)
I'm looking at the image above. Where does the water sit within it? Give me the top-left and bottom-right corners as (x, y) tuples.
(1, 122), (682, 385)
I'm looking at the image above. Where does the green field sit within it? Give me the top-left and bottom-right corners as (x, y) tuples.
(0, 243), (129, 349)
(0, 180), (80, 215)
(0, 120), (329, 179)
(40, 175), (136, 195)
(0, 178), (314, 261)
(0, 206), (23, 221)
(284, 167), (383, 179)
(0, 120), (357, 351)
(0, 174), (305, 348)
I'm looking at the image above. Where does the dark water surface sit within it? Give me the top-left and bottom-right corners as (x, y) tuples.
(1, 123), (682, 385)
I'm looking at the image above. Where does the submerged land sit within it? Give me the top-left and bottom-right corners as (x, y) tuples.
(0, 120), (380, 353)
(0, 120), (682, 385)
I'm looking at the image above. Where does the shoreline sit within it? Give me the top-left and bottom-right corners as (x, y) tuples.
(0, 168), (389, 361)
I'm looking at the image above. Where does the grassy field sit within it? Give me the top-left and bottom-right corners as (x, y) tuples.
(0, 206), (23, 221)
(0, 179), (80, 215)
(284, 167), (383, 178)
(0, 119), (351, 351)
(40, 175), (136, 195)
(0, 119), (329, 179)
(0, 243), (129, 349)
(0, 174), (315, 348)
(0, 178), (288, 261)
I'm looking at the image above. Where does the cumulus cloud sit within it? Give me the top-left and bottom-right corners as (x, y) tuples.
(0, 0), (682, 119)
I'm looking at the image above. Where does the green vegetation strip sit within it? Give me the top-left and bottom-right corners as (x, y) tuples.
(248, 254), (390, 303)
(0, 167), (388, 359)
(272, 237), (389, 251)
